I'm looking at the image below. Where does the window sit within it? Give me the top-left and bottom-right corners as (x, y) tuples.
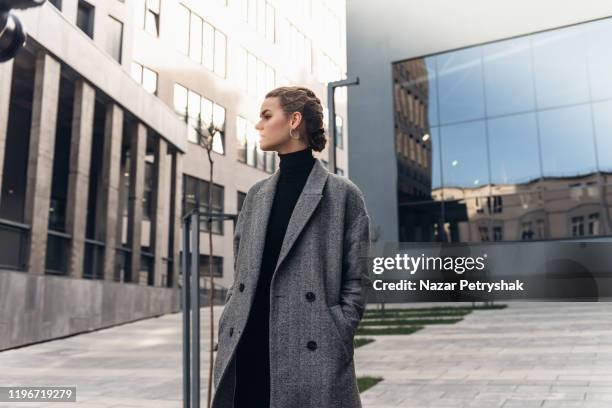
(203, 22), (215, 70)
(214, 31), (226, 76)
(176, 5), (190, 54)
(571, 216), (585, 237)
(588, 213), (600, 236)
(189, 14), (203, 62)
(106, 16), (123, 63)
(521, 221), (534, 240)
(178, 5), (227, 78)
(182, 175), (225, 234)
(265, 2), (275, 42)
(279, 19), (312, 74)
(199, 255), (223, 278)
(236, 116), (247, 163)
(173, 83), (188, 117)
(174, 84), (225, 154)
(487, 195), (503, 213)
(76, 0), (95, 39)
(143, 162), (154, 219)
(146, 0), (160, 35)
(493, 226), (504, 241)
(240, 48), (275, 99)
(135, 0), (160, 36)
(478, 226), (489, 242)
(131, 62), (158, 95)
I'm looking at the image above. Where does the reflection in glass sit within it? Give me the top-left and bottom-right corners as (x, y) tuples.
(538, 104), (596, 177)
(592, 100), (612, 171)
(531, 25), (590, 109)
(483, 37), (535, 116)
(488, 113), (540, 184)
(440, 121), (488, 189)
(586, 19), (612, 100)
(393, 17), (612, 243)
(437, 47), (485, 124)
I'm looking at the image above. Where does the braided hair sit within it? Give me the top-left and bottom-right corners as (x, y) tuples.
(265, 86), (327, 152)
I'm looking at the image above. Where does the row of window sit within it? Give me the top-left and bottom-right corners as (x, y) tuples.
(278, 18), (312, 74)
(396, 132), (428, 168)
(478, 211), (601, 242)
(130, 62), (158, 95)
(134, 0), (161, 37)
(173, 82), (344, 164)
(173, 84), (226, 153)
(238, 0), (276, 43)
(236, 48), (276, 100)
(176, 4), (227, 78)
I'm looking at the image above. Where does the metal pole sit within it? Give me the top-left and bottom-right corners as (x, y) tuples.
(182, 216), (191, 408)
(327, 77), (360, 175)
(327, 85), (337, 174)
(190, 211), (200, 408)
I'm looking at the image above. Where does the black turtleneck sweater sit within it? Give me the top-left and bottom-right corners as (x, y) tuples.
(234, 147), (315, 408)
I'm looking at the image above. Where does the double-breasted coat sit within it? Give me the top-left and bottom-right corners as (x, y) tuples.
(212, 158), (371, 408)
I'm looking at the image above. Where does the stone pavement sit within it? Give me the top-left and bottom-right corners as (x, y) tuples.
(0, 302), (610, 407)
(357, 302), (612, 408)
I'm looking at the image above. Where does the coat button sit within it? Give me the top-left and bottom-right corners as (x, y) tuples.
(229, 327), (234, 337)
(305, 292), (315, 302)
(239, 283), (245, 292)
(307, 340), (317, 351)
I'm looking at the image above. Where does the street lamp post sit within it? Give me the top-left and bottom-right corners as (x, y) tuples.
(327, 76), (359, 174)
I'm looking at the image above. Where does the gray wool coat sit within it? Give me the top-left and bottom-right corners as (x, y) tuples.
(212, 158), (371, 408)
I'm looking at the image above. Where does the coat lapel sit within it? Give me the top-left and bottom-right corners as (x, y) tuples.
(249, 158), (329, 284)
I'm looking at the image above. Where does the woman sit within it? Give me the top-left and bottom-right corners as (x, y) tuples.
(212, 86), (371, 408)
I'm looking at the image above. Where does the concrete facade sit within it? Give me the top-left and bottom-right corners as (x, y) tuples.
(1, 0), (348, 349)
(23, 52), (61, 275)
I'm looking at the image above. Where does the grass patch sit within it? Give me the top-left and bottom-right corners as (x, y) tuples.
(363, 309), (471, 319)
(359, 317), (463, 326)
(357, 376), (383, 393)
(356, 325), (424, 336)
(354, 337), (375, 348)
(364, 304), (506, 317)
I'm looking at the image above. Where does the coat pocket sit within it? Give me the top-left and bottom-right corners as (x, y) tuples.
(327, 304), (354, 361)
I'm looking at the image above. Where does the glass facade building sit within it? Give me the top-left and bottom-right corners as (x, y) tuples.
(393, 17), (612, 243)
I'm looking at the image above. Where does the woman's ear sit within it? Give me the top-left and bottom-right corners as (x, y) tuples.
(291, 111), (302, 129)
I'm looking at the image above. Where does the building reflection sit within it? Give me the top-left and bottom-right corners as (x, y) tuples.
(393, 17), (612, 243)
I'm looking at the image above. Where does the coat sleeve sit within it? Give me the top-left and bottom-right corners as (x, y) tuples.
(340, 189), (371, 334)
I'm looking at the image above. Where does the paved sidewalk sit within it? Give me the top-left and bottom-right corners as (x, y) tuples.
(0, 302), (610, 407)
(357, 302), (612, 408)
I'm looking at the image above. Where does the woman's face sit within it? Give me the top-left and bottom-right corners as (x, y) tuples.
(256, 97), (300, 152)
